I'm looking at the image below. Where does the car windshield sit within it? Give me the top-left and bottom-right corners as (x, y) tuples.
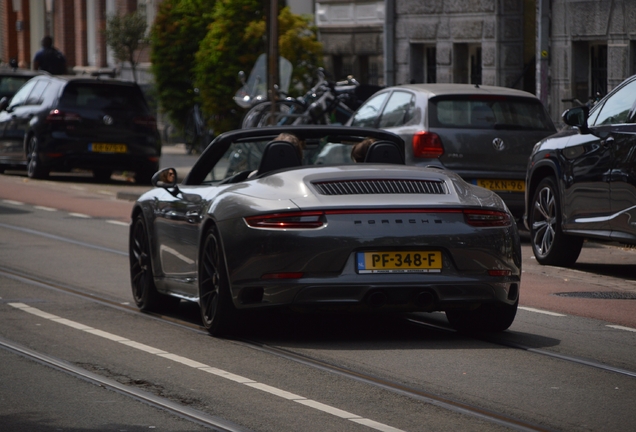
(0, 75), (32, 99)
(429, 96), (554, 131)
(201, 136), (374, 184)
(59, 82), (148, 112)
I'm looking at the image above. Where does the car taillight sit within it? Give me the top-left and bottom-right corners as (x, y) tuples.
(464, 210), (511, 227)
(134, 116), (157, 128)
(413, 131), (444, 158)
(46, 109), (81, 123)
(245, 211), (325, 229)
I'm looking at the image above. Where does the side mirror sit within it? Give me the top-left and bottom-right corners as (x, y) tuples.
(151, 167), (178, 190)
(0, 97), (8, 112)
(562, 106), (590, 134)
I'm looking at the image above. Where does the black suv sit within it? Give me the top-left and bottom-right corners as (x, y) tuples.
(0, 75), (160, 183)
(525, 74), (636, 266)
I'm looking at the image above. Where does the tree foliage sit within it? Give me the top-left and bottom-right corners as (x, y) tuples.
(245, 7), (323, 96)
(194, 0), (264, 132)
(104, 11), (148, 83)
(149, 0), (216, 129)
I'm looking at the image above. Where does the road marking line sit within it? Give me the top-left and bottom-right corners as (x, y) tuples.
(34, 206), (57, 211)
(519, 306), (566, 316)
(69, 212), (91, 218)
(607, 325), (636, 333)
(2, 200), (24, 205)
(106, 220), (129, 227)
(7, 303), (405, 432)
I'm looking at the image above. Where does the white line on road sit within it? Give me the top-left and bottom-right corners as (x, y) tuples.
(519, 306), (566, 317)
(7, 303), (406, 432)
(2, 200), (24, 206)
(34, 206), (57, 211)
(607, 325), (636, 333)
(106, 220), (129, 227)
(68, 212), (91, 218)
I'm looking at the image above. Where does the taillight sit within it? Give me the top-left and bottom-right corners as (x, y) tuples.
(245, 211), (325, 229)
(413, 131), (444, 158)
(134, 116), (157, 128)
(464, 210), (511, 227)
(46, 109), (81, 123)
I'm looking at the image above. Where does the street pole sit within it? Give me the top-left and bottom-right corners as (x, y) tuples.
(268, 0), (279, 125)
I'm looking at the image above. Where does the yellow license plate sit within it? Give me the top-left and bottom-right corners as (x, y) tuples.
(476, 179), (525, 192)
(90, 143), (127, 153)
(357, 251), (442, 274)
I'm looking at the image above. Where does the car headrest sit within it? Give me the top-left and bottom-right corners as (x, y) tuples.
(256, 140), (302, 176)
(363, 141), (404, 164)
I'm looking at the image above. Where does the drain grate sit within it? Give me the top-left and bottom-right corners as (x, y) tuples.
(554, 291), (636, 300)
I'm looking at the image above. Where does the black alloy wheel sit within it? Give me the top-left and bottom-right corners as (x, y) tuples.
(199, 226), (237, 336)
(26, 136), (49, 179)
(529, 177), (583, 266)
(129, 215), (179, 312)
(446, 299), (519, 333)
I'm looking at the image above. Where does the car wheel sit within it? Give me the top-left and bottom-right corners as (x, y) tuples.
(446, 299), (518, 333)
(529, 177), (583, 266)
(129, 215), (179, 312)
(199, 225), (237, 336)
(26, 136), (49, 179)
(93, 168), (112, 183)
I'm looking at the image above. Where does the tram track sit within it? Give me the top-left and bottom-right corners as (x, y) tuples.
(4, 265), (635, 431)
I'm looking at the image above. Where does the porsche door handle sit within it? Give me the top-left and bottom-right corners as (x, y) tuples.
(602, 137), (615, 146)
(185, 210), (200, 223)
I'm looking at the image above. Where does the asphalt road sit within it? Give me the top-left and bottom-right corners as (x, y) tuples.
(1, 145), (635, 431)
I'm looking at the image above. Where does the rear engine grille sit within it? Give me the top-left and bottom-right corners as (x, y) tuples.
(313, 179), (448, 195)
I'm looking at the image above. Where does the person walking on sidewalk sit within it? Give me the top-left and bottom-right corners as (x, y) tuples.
(33, 36), (67, 75)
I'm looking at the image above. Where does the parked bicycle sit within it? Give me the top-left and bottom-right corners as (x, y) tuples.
(241, 69), (362, 128)
(561, 92), (602, 108)
(183, 88), (214, 155)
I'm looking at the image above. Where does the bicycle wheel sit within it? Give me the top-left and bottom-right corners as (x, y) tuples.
(183, 109), (199, 155)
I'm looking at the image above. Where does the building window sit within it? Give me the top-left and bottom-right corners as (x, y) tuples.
(590, 43), (607, 98)
(332, 55), (353, 81)
(630, 41), (636, 76)
(453, 43), (481, 84)
(409, 44), (436, 84)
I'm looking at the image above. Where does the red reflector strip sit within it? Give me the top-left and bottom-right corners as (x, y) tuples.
(261, 272), (304, 279)
(488, 269), (512, 277)
(464, 210), (511, 227)
(45, 153), (64, 158)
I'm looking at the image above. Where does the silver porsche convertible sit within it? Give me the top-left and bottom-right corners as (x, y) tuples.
(129, 126), (521, 336)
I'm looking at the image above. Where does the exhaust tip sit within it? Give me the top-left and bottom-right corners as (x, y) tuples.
(414, 291), (434, 308)
(367, 291), (388, 307)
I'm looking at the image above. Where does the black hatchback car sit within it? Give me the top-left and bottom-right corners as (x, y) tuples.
(525, 74), (636, 266)
(0, 75), (161, 183)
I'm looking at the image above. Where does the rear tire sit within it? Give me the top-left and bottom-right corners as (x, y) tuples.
(446, 299), (518, 333)
(135, 164), (158, 185)
(199, 225), (237, 336)
(129, 215), (180, 312)
(93, 169), (112, 183)
(529, 177), (583, 266)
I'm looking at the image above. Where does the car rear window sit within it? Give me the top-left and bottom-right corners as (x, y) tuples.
(0, 76), (32, 98)
(59, 82), (149, 112)
(429, 96), (554, 131)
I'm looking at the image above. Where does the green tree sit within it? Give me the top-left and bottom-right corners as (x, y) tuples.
(149, 0), (216, 130)
(195, 2), (323, 133)
(104, 11), (148, 83)
(194, 0), (264, 133)
(245, 7), (323, 96)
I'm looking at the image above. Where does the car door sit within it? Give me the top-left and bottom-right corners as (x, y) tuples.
(152, 186), (208, 297)
(598, 78), (636, 241)
(0, 79), (38, 161)
(563, 78), (636, 233)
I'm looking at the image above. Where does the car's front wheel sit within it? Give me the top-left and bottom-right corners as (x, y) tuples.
(529, 177), (583, 266)
(26, 136), (49, 179)
(446, 299), (518, 333)
(129, 215), (179, 312)
(199, 225), (237, 336)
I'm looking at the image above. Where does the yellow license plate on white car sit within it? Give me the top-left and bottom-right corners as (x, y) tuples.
(90, 143), (127, 153)
(357, 251), (442, 274)
(476, 179), (525, 192)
